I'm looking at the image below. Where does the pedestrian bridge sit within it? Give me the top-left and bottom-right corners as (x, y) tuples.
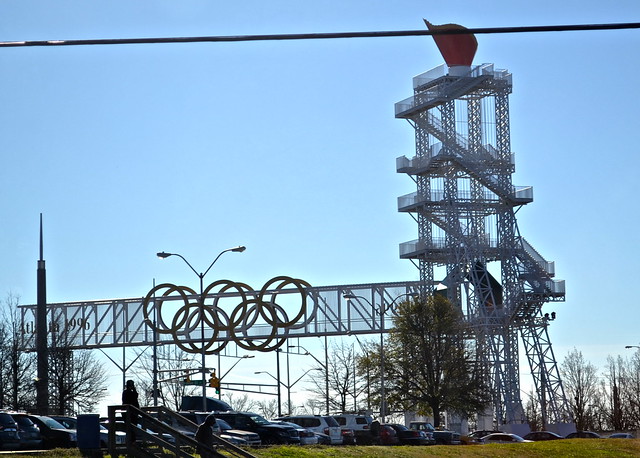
(18, 279), (420, 352)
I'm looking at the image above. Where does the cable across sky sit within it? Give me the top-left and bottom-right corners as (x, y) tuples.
(1, 21), (639, 48)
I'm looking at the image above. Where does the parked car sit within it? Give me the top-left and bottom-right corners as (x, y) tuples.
(16, 414), (77, 448)
(482, 432), (531, 444)
(523, 431), (564, 441)
(408, 421), (461, 445)
(214, 411), (299, 444)
(333, 414), (373, 444)
(49, 416), (76, 430)
(566, 431), (601, 439)
(378, 424), (399, 445)
(387, 423), (434, 445)
(99, 424), (126, 447)
(271, 421), (318, 445)
(179, 396), (232, 412)
(179, 416), (248, 447)
(0, 412), (20, 450)
(175, 412), (222, 435)
(215, 418), (262, 446)
(275, 415), (343, 445)
(463, 430), (502, 444)
(609, 433), (634, 439)
(314, 432), (332, 445)
(11, 414), (42, 450)
(50, 415), (125, 447)
(339, 427), (356, 445)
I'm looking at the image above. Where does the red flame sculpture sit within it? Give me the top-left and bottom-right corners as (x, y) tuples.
(425, 20), (478, 67)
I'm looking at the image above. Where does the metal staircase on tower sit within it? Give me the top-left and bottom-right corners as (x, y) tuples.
(395, 62), (571, 428)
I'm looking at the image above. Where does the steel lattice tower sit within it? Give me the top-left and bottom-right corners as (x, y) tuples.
(395, 62), (572, 427)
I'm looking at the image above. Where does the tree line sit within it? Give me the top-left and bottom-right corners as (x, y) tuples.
(526, 347), (640, 432)
(0, 294), (108, 414)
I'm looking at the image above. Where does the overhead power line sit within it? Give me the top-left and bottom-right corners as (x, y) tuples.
(1, 22), (639, 48)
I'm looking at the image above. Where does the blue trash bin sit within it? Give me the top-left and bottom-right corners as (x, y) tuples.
(77, 414), (101, 449)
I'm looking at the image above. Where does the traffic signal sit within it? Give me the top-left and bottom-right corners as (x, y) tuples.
(209, 370), (220, 393)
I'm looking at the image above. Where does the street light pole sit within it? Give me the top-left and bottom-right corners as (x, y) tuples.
(325, 336), (329, 415)
(286, 346), (291, 415)
(343, 292), (417, 423)
(255, 366), (322, 417)
(276, 350), (282, 416)
(287, 368), (323, 414)
(254, 369), (281, 417)
(289, 344), (329, 414)
(157, 246), (246, 411)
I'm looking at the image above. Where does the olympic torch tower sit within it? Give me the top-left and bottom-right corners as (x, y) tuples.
(395, 22), (571, 427)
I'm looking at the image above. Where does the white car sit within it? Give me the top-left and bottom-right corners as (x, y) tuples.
(482, 432), (532, 443)
(99, 424), (126, 446)
(275, 415), (343, 445)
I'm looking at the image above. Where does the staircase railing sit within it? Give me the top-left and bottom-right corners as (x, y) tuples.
(107, 405), (256, 458)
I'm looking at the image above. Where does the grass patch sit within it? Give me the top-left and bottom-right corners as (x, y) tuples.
(250, 439), (640, 458)
(7, 440), (640, 457)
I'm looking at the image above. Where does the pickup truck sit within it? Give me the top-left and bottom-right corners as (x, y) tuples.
(408, 421), (461, 445)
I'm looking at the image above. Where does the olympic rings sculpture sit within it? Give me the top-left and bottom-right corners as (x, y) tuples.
(142, 276), (315, 354)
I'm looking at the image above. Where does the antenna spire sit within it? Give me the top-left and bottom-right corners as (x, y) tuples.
(39, 213), (44, 261)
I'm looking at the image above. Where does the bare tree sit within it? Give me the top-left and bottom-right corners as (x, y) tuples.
(307, 340), (365, 413)
(301, 398), (324, 415)
(355, 338), (380, 412)
(48, 316), (108, 414)
(222, 393), (256, 412)
(560, 348), (600, 431)
(49, 348), (108, 414)
(524, 389), (543, 431)
(0, 293), (36, 410)
(604, 355), (628, 431)
(624, 349), (640, 428)
(255, 399), (279, 419)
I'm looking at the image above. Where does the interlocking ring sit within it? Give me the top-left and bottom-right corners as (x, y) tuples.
(142, 276), (314, 354)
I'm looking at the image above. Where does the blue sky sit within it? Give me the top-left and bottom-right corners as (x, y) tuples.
(1, 1), (639, 413)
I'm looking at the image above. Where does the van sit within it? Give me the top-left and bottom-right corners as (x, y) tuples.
(179, 396), (232, 412)
(275, 415), (343, 445)
(333, 414), (374, 444)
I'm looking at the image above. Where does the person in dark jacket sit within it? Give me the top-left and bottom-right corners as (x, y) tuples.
(195, 415), (218, 458)
(122, 380), (140, 415)
(122, 380), (140, 441)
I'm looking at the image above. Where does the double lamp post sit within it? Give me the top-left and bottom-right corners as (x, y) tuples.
(255, 346), (322, 417)
(157, 245), (246, 411)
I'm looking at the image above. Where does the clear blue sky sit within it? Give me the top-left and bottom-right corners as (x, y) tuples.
(1, 1), (639, 414)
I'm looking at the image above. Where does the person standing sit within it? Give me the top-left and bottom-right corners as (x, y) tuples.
(195, 415), (219, 458)
(370, 420), (381, 445)
(122, 380), (140, 441)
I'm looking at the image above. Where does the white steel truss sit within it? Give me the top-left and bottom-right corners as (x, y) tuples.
(395, 63), (571, 426)
(18, 281), (420, 351)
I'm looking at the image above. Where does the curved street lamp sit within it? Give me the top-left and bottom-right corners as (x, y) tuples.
(157, 245), (246, 411)
(255, 367), (322, 417)
(289, 344), (329, 415)
(255, 370), (282, 417)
